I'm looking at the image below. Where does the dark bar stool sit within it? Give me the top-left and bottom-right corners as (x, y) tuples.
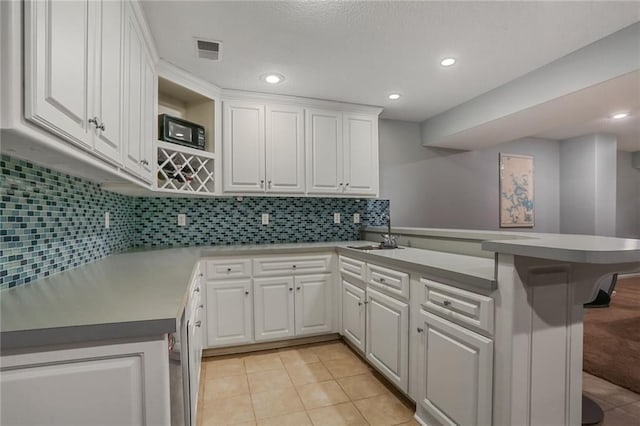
(582, 273), (618, 425)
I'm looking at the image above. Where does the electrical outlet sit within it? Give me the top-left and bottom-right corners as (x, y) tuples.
(104, 212), (110, 229)
(334, 212), (341, 224)
(177, 214), (186, 226)
(353, 213), (360, 224)
(262, 213), (269, 225)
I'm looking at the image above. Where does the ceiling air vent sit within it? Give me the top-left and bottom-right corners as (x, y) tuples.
(195, 38), (222, 61)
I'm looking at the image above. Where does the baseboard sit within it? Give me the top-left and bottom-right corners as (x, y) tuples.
(202, 333), (341, 357)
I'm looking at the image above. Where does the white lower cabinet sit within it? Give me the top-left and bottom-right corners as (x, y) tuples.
(254, 276), (296, 341)
(295, 274), (333, 336)
(365, 286), (409, 393)
(0, 339), (170, 426)
(341, 279), (366, 353)
(205, 279), (253, 347)
(254, 274), (332, 341)
(416, 309), (493, 426)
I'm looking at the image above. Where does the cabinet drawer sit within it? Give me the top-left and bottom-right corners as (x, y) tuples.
(421, 278), (494, 335)
(205, 259), (252, 280)
(253, 255), (331, 276)
(339, 256), (365, 282)
(367, 263), (409, 300)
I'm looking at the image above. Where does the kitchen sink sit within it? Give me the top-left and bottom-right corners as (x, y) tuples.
(347, 245), (403, 251)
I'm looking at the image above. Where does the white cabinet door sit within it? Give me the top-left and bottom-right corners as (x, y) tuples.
(343, 113), (378, 195)
(223, 101), (266, 192)
(91, 0), (123, 164)
(24, 0), (91, 148)
(294, 274), (332, 336)
(122, 3), (145, 178)
(306, 108), (343, 194)
(265, 105), (305, 193)
(342, 280), (366, 353)
(0, 339), (169, 426)
(140, 48), (156, 181)
(366, 287), (409, 392)
(206, 280), (253, 347)
(417, 310), (493, 426)
(254, 277), (295, 341)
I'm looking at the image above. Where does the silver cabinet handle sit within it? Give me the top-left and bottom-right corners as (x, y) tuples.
(260, 179), (264, 188)
(345, 183), (349, 191)
(195, 321), (201, 327)
(417, 327), (424, 333)
(443, 300), (451, 306)
(268, 180), (272, 189)
(140, 159), (149, 166)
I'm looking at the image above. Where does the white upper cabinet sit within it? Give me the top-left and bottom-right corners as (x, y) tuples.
(223, 101), (266, 192)
(24, 0), (92, 148)
(24, 0), (156, 182)
(343, 113), (379, 195)
(307, 109), (379, 196)
(265, 105), (305, 193)
(91, 0), (124, 162)
(306, 108), (344, 194)
(122, 2), (155, 182)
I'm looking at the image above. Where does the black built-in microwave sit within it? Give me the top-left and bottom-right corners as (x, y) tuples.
(158, 114), (205, 150)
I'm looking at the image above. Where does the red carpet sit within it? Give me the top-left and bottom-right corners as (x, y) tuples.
(583, 275), (640, 394)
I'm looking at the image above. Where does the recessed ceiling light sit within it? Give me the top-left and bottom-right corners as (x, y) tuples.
(262, 73), (284, 84)
(388, 93), (401, 100)
(440, 57), (456, 67)
(611, 112), (629, 119)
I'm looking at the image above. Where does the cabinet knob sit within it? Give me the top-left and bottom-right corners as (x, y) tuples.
(97, 122), (105, 131)
(338, 182), (343, 187)
(296, 286), (301, 291)
(195, 321), (201, 327)
(357, 302), (363, 306)
(88, 117), (99, 126)
(199, 273), (204, 277)
(140, 159), (149, 166)
(363, 301), (369, 304)
(443, 300), (451, 306)
(268, 180), (272, 189)
(260, 179), (264, 188)
(194, 287), (200, 293)
(289, 288), (293, 292)
(245, 291), (249, 295)
(292, 264), (297, 269)
(227, 268), (232, 272)
(379, 278), (386, 283)
(417, 327), (424, 333)
(199, 304), (204, 308)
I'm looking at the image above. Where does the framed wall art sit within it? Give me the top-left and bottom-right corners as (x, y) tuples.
(499, 153), (534, 228)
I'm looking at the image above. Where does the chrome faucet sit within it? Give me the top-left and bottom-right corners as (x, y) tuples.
(380, 213), (398, 249)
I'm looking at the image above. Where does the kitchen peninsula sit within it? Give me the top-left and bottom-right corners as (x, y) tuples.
(2, 228), (639, 426)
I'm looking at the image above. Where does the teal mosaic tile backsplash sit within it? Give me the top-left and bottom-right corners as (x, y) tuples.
(1, 155), (389, 288)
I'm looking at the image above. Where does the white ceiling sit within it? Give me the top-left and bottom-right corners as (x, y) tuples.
(141, 1), (640, 147)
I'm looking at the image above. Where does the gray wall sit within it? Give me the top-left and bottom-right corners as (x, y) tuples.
(616, 151), (640, 238)
(559, 133), (617, 236)
(379, 119), (560, 232)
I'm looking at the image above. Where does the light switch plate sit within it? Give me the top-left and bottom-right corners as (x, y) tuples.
(104, 212), (110, 229)
(262, 213), (269, 225)
(334, 213), (341, 224)
(353, 213), (360, 224)
(178, 214), (186, 226)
